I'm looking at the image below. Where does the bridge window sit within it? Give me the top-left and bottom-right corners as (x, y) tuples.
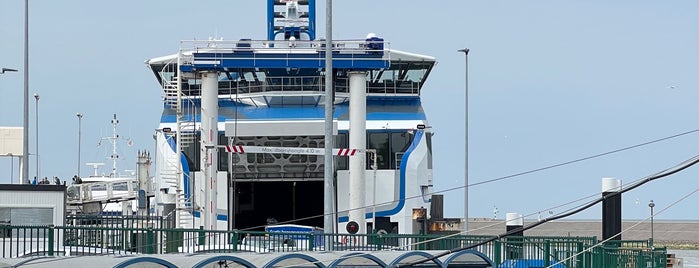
(337, 131), (414, 170)
(391, 132), (414, 169)
(181, 134), (201, 172)
(336, 133), (349, 170)
(368, 132), (390, 169)
(368, 131), (415, 170)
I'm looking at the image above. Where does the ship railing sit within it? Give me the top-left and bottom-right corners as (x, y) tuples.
(177, 76), (420, 97)
(180, 38), (389, 56)
(0, 224), (669, 268)
(217, 75), (325, 96)
(178, 39), (389, 73)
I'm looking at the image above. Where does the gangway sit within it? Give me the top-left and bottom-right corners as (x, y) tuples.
(66, 178), (152, 205)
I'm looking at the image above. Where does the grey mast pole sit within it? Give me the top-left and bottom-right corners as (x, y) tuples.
(22, 0), (30, 184)
(323, 0), (336, 241)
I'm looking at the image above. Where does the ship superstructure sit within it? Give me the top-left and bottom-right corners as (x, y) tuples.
(146, 0), (436, 236)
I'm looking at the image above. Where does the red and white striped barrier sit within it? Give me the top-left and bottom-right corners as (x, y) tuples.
(224, 145), (245, 153)
(335, 148), (357, 156)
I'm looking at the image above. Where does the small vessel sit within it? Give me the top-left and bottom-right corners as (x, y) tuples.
(66, 114), (147, 215)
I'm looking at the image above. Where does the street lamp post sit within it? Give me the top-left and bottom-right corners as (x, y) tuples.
(77, 113), (83, 178)
(0, 68), (18, 74)
(34, 93), (39, 181)
(649, 200), (655, 249)
(22, 0), (30, 185)
(458, 48), (470, 233)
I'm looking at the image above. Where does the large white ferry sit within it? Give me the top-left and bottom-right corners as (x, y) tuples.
(146, 0), (437, 235)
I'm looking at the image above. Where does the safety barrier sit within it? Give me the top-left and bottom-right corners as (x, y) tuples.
(0, 223), (667, 267)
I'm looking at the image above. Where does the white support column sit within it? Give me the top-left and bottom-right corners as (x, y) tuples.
(200, 71), (219, 232)
(18, 156), (24, 184)
(137, 151), (151, 217)
(348, 71), (367, 234)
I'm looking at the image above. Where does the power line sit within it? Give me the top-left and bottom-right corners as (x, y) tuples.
(549, 184), (699, 268)
(437, 128), (699, 192)
(401, 154), (699, 267)
(237, 128), (699, 231)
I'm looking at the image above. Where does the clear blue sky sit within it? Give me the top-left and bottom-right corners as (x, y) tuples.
(0, 1), (698, 221)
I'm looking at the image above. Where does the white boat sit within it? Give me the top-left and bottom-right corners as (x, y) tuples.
(66, 114), (148, 215)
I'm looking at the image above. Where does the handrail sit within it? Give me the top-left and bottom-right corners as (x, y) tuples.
(180, 39), (389, 54)
(66, 178), (146, 204)
(0, 223), (668, 268)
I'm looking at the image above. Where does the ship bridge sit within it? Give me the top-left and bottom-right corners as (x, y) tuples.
(146, 40), (435, 107)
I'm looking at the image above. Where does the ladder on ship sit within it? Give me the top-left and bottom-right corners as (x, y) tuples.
(159, 54), (197, 228)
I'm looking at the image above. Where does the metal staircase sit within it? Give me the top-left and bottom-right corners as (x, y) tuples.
(157, 52), (199, 229)
(160, 68), (196, 149)
(156, 131), (195, 229)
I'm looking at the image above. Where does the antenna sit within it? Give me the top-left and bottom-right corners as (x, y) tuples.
(85, 163), (105, 177)
(110, 114), (119, 177)
(96, 114), (132, 177)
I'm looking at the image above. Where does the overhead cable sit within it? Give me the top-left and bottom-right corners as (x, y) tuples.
(400, 154), (699, 267)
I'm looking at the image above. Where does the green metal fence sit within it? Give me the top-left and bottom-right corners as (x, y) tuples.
(0, 223), (667, 267)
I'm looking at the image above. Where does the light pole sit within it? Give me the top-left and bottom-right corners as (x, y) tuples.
(22, 0), (30, 185)
(458, 48), (470, 233)
(34, 93), (39, 181)
(77, 113), (83, 178)
(649, 200), (655, 249)
(0, 68), (18, 74)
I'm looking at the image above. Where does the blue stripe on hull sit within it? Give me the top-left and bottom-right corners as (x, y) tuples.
(338, 130), (424, 222)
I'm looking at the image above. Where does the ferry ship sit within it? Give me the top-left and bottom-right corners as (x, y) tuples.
(145, 0), (436, 235)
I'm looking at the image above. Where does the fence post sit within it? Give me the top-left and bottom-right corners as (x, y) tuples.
(544, 240), (550, 267)
(146, 227), (155, 254)
(232, 230), (238, 252)
(48, 225), (55, 256)
(494, 240), (502, 266)
(308, 232), (314, 251)
(198, 226), (205, 245)
(576, 241), (585, 267)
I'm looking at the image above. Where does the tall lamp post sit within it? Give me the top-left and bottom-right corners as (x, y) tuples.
(649, 200), (655, 249)
(34, 93), (39, 181)
(77, 113), (83, 178)
(1, 68), (18, 74)
(22, 0), (30, 185)
(458, 48), (470, 233)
